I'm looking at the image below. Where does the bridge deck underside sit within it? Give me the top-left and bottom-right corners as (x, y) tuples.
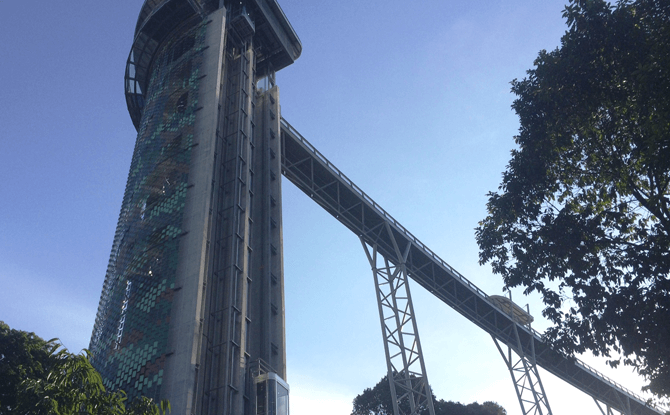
(279, 119), (661, 415)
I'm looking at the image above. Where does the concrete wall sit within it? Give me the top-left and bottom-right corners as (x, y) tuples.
(161, 8), (227, 415)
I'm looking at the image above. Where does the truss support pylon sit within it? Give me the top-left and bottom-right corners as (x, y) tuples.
(594, 396), (632, 415)
(594, 398), (617, 415)
(361, 222), (435, 415)
(492, 315), (553, 415)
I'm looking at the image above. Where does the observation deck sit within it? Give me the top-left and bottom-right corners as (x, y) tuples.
(124, 0), (302, 129)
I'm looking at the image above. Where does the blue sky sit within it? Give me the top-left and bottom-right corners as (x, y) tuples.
(0, 1), (660, 414)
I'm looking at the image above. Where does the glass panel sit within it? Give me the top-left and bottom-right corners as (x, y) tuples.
(268, 380), (276, 415)
(256, 381), (266, 415)
(277, 383), (289, 415)
(89, 19), (207, 401)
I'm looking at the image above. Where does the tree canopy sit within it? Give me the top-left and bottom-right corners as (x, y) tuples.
(0, 321), (58, 413)
(476, 0), (670, 398)
(351, 375), (506, 415)
(0, 321), (169, 415)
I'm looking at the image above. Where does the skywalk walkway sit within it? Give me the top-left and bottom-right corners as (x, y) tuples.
(279, 117), (663, 415)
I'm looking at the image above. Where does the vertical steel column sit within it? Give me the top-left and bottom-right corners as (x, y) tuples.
(593, 392), (632, 415)
(595, 398), (617, 415)
(200, 22), (256, 414)
(594, 395), (633, 415)
(248, 78), (287, 379)
(492, 320), (553, 415)
(361, 223), (435, 415)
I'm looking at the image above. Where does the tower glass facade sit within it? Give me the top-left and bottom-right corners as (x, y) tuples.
(89, 1), (301, 413)
(90, 19), (206, 401)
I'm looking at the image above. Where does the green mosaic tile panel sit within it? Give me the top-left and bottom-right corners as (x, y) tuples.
(89, 20), (208, 402)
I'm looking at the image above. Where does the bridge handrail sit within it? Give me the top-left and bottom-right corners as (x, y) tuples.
(281, 118), (488, 300)
(576, 359), (644, 404)
(280, 118), (657, 411)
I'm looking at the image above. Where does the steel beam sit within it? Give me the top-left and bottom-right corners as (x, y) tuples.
(492, 334), (552, 415)
(595, 396), (633, 415)
(361, 223), (436, 415)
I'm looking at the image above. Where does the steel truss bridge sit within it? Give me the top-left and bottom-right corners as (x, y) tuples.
(278, 118), (663, 415)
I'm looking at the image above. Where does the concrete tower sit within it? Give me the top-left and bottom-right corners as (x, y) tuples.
(89, 1), (301, 414)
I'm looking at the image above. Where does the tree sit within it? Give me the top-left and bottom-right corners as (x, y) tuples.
(475, 0), (670, 399)
(351, 375), (506, 415)
(0, 321), (169, 415)
(351, 375), (394, 415)
(0, 321), (58, 413)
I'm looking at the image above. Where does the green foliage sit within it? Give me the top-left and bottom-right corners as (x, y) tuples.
(0, 321), (58, 414)
(351, 375), (506, 415)
(475, 0), (670, 399)
(0, 321), (169, 415)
